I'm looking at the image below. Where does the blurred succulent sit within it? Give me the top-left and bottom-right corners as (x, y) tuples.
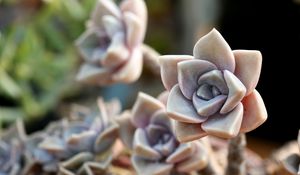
(117, 92), (209, 175)
(24, 98), (120, 175)
(76, 0), (147, 86)
(0, 120), (26, 175)
(283, 130), (300, 175)
(159, 29), (267, 142)
(0, 0), (96, 125)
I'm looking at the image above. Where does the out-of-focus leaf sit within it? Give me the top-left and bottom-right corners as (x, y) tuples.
(0, 107), (24, 123)
(0, 70), (21, 98)
(62, 0), (85, 20)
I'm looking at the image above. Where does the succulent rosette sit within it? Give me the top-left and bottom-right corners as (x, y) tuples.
(76, 0), (147, 85)
(117, 92), (209, 175)
(24, 99), (120, 175)
(0, 120), (26, 175)
(283, 130), (300, 175)
(159, 29), (267, 142)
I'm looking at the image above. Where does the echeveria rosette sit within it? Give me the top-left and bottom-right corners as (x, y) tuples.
(283, 130), (300, 175)
(0, 120), (26, 175)
(24, 99), (120, 175)
(76, 0), (147, 86)
(117, 92), (209, 175)
(159, 29), (267, 142)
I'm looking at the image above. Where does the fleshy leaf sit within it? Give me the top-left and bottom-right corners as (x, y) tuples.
(159, 55), (193, 91)
(75, 30), (108, 63)
(150, 109), (172, 130)
(193, 29), (235, 72)
(240, 90), (267, 132)
(132, 156), (173, 175)
(198, 70), (228, 94)
(192, 94), (227, 117)
(202, 103), (243, 138)
(167, 85), (207, 123)
(166, 143), (193, 163)
(131, 92), (164, 128)
(133, 128), (161, 160)
(123, 12), (144, 48)
(176, 141), (208, 173)
(115, 111), (135, 149)
(178, 60), (217, 100)
(120, 0), (147, 23)
(76, 64), (112, 85)
(60, 152), (93, 170)
(102, 32), (129, 68)
(174, 121), (207, 142)
(220, 70), (246, 114)
(233, 50), (262, 95)
(112, 48), (143, 83)
(94, 123), (118, 153)
(90, 0), (121, 28)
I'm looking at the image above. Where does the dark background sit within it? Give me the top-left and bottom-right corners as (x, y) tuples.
(219, 0), (300, 142)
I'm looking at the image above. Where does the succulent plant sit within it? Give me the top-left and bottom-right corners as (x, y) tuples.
(0, 120), (26, 175)
(283, 130), (300, 175)
(76, 0), (147, 86)
(24, 98), (120, 175)
(117, 92), (210, 175)
(159, 29), (267, 142)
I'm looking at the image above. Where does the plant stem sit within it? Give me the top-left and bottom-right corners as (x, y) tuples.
(142, 44), (161, 76)
(225, 133), (246, 175)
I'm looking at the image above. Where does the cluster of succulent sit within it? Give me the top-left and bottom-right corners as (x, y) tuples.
(1, 0), (272, 175)
(76, 0), (147, 85)
(117, 92), (211, 175)
(0, 120), (25, 175)
(0, 98), (121, 175)
(159, 29), (267, 142)
(24, 98), (120, 175)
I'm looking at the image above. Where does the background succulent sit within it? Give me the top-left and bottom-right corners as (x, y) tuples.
(282, 130), (300, 175)
(0, 120), (26, 175)
(159, 29), (267, 142)
(76, 0), (147, 86)
(0, 0), (96, 126)
(24, 98), (120, 175)
(117, 92), (209, 175)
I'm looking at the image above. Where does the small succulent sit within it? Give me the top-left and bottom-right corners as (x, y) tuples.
(159, 29), (267, 142)
(117, 92), (209, 175)
(24, 98), (120, 175)
(283, 130), (300, 175)
(76, 0), (147, 86)
(0, 120), (26, 175)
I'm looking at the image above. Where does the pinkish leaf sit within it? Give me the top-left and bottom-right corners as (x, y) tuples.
(76, 64), (112, 85)
(176, 141), (208, 173)
(123, 12), (144, 48)
(166, 143), (193, 163)
(90, 0), (121, 28)
(202, 103), (243, 138)
(233, 50), (262, 95)
(115, 111), (135, 149)
(167, 85), (207, 123)
(192, 94), (227, 117)
(131, 92), (164, 128)
(240, 90), (267, 133)
(112, 48), (143, 83)
(133, 128), (161, 160)
(178, 60), (217, 100)
(159, 55), (193, 91)
(193, 29), (235, 72)
(132, 156), (173, 175)
(220, 70), (246, 114)
(174, 121), (207, 143)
